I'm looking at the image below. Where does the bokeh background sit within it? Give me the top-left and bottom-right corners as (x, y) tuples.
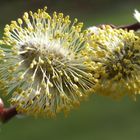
(1, 0), (140, 140)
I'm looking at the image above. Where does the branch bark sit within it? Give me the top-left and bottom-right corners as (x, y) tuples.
(0, 107), (17, 123)
(117, 22), (140, 31)
(0, 98), (17, 123)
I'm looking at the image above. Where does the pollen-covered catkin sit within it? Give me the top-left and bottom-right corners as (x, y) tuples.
(87, 25), (140, 100)
(0, 7), (98, 117)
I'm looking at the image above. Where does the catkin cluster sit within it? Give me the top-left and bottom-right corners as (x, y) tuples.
(0, 7), (140, 118)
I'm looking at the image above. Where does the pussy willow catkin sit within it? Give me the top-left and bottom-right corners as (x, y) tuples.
(87, 25), (140, 100)
(0, 7), (98, 117)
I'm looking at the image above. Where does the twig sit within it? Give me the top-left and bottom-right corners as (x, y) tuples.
(98, 22), (140, 31)
(117, 22), (140, 31)
(0, 98), (17, 123)
(0, 107), (17, 123)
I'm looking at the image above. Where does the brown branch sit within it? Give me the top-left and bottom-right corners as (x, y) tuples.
(98, 22), (140, 31)
(0, 98), (17, 123)
(0, 107), (17, 123)
(117, 22), (140, 31)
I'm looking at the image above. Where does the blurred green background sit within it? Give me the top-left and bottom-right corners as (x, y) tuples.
(1, 0), (140, 140)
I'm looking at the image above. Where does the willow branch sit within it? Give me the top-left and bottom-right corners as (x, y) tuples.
(0, 107), (17, 123)
(98, 22), (140, 31)
(0, 98), (17, 123)
(117, 22), (140, 31)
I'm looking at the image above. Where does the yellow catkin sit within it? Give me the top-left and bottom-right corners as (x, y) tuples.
(0, 7), (98, 118)
(87, 25), (140, 100)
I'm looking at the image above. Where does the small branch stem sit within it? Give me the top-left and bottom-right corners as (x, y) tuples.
(117, 22), (140, 31)
(0, 107), (17, 123)
(98, 22), (140, 31)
